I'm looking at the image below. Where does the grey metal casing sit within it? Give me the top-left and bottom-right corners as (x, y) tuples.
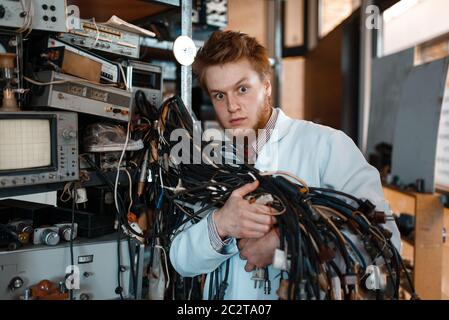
(0, 235), (144, 300)
(0, 0), (68, 33)
(57, 19), (140, 59)
(0, 111), (79, 189)
(31, 71), (133, 122)
(47, 37), (121, 84)
(125, 60), (163, 111)
(33, 226), (60, 245)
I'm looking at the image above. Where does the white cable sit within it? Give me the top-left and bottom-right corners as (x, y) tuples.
(155, 245), (170, 290)
(23, 0), (34, 38)
(114, 121), (131, 216)
(158, 165), (164, 190)
(18, 0), (27, 33)
(260, 170), (310, 193)
(17, 0), (30, 33)
(20, 0), (32, 35)
(25, 0), (32, 34)
(60, 181), (75, 203)
(187, 284), (193, 300)
(118, 64), (129, 91)
(140, 117), (151, 125)
(91, 17), (100, 49)
(247, 172), (257, 182)
(17, 0), (25, 33)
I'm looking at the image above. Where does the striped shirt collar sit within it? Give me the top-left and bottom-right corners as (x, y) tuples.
(248, 107), (279, 162)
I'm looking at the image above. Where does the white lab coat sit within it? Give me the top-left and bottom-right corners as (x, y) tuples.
(169, 109), (401, 300)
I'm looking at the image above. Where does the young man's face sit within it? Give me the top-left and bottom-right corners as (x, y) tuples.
(204, 59), (272, 136)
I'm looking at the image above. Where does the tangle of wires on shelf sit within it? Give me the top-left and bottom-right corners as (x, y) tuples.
(143, 95), (419, 301)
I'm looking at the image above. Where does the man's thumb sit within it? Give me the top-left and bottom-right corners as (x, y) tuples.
(234, 180), (259, 197)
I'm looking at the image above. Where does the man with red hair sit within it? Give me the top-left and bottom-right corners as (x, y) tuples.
(169, 30), (400, 300)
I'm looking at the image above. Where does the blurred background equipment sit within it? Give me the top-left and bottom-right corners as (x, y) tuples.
(0, 52), (19, 111)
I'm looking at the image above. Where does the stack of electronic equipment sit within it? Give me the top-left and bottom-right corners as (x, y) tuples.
(0, 0), (163, 300)
(0, 198), (144, 300)
(0, 199), (79, 250)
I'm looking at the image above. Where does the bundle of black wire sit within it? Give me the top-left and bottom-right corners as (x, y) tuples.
(147, 96), (418, 300)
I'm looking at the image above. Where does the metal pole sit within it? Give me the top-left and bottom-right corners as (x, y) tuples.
(358, 0), (374, 155)
(274, 0), (283, 108)
(267, 0), (283, 108)
(181, 0), (192, 112)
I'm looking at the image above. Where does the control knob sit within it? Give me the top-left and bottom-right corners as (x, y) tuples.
(41, 229), (60, 246)
(79, 293), (90, 300)
(62, 130), (77, 139)
(60, 225), (77, 241)
(9, 277), (24, 291)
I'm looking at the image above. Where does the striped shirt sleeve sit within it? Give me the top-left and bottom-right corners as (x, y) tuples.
(207, 209), (232, 252)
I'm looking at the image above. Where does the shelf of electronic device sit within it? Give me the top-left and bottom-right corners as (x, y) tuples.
(0, 169), (138, 199)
